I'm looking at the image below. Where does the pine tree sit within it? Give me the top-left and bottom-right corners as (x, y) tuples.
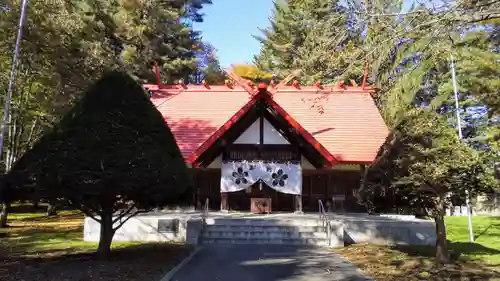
(254, 0), (358, 83)
(2, 71), (192, 256)
(0, 0), (212, 225)
(77, 0), (212, 83)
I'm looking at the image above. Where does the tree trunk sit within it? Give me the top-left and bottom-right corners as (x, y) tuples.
(0, 202), (11, 228)
(46, 203), (57, 216)
(32, 200), (39, 211)
(435, 201), (450, 263)
(97, 210), (115, 258)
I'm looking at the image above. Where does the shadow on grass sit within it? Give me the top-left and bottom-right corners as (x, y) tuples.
(392, 242), (500, 259)
(0, 243), (193, 281)
(14, 212), (83, 222)
(476, 219), (500, 240)
(0, 214), (86, 259)
(9, 204), (75, 214)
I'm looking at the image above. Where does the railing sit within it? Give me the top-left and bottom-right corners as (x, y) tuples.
(201, 198), (209, 233)
(318, 199), (331, 246)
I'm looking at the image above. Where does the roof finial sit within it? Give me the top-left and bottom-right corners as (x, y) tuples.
(362, 61), (369, 90)
(154, 61), (161, 87)
(178, 79), (187, 89)
(224, 79), (233, 89)
(274, 69), (301, 90)
(224, 67), (255, 95)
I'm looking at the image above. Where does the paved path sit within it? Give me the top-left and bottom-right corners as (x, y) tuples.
(167, 244), (373, 281)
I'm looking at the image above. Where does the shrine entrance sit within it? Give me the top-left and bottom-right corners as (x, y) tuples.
(226, 181), (295, 212)
(193, 91), (333, 214)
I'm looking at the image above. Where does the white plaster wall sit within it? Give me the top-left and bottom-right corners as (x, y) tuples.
(207, 155), (222, 169)
(234, 119), (260, 144)
(262, 119), (289, 144)
(301, 156), (316, 170)
(233, 118), (289, 145)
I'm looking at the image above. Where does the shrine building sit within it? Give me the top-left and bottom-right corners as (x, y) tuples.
(144, 76), (389, 214)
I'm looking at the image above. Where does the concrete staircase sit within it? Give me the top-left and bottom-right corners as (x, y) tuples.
(200, 218), (332, 246)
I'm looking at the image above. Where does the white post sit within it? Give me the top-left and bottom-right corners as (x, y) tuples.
(0, 0), (29, 158)
(450, 54), (474, 242)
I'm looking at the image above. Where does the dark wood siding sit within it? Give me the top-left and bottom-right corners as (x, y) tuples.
(192, 168), (365, 212)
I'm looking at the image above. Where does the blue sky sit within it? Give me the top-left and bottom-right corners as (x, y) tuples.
(194, 0), (419, 68)
(194, 0), (274, 68)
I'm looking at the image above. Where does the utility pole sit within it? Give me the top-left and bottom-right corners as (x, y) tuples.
(450, 54), (475, 242)
(0, 0), (29, 160)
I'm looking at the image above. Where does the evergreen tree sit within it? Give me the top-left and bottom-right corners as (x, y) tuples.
(360, 110), (497, 263)
(0, 0), (211, 226)
(79, 0), (213, 83)
(2, 71), (192, 256)
(254, 0), (359, 83)
(254, 0), (500, 264)
(191, 42), (227, 84)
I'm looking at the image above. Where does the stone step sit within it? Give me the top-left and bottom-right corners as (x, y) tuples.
(201, 237), (330, 246)
(204, 225), (327, 233)
(205, 218), (324, 227)
(203, 230), (328, 239)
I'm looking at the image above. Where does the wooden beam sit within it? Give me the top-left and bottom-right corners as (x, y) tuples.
(224, 67), (255, 95)
(275, 69), (301, 90)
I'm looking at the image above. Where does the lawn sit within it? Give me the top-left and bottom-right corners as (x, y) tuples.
(0, 206), (193, 281)
(335, 216), (500, 281)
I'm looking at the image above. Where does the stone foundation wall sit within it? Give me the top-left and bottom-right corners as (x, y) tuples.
(83, 214), (202, 245)
(341, 220), (436, 246)
(83, 212), (436, 246)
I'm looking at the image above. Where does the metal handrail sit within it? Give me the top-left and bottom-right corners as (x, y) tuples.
(201, 198), (209, 233)
(318, 199), (331, 246)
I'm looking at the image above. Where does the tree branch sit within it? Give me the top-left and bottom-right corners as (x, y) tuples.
(112, 203), (137, 224)
(69, 200), (101, 223)
(462, 10), (500, 23)
(112, 209), (148, 231)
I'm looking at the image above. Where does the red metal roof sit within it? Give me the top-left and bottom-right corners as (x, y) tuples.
(148, 83), (388, 165)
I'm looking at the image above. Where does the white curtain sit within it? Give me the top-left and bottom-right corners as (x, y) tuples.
(221, 160), (302, 195)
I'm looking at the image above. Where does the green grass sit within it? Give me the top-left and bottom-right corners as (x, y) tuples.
(0, 208), (193, 281)
(0, 210), (154, 256)
(446, 216), (500, 264)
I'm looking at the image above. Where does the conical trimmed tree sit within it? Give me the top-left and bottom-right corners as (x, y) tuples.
(3, 71), (192, 256)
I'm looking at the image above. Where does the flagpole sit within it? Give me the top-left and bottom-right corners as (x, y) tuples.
(0, 0), (29, 160)
(450, 54), (475, 242)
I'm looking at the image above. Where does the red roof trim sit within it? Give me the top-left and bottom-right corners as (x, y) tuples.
(265, 98), (339, 167)
(187, 89), (340, 167)
(186, 93), (259, 165)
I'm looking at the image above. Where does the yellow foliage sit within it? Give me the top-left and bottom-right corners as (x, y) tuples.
(230, 64), (273, 81)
